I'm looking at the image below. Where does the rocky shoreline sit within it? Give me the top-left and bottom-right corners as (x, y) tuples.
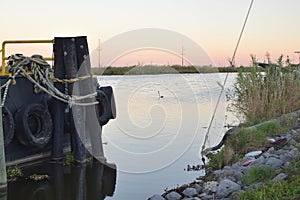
(148, 125), (300, 200)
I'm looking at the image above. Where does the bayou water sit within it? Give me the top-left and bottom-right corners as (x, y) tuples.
(7, 73), (238, 200)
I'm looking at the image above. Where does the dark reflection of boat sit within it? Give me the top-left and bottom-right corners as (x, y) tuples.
(7, 160), (117, 200)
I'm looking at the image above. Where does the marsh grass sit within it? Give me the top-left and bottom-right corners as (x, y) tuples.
(239, 160), (300, 199)
(206, 128), (266, 170)
(226, 128), (266, 154)
(228, 55), (300, 123)
(240, 175), (300, 200)
(206, 146), (240, 170)
(257, 121), (286, 137)
(242, 166), (276, 186)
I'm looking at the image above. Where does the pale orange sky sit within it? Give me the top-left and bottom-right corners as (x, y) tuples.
(1, 0), (300, 67)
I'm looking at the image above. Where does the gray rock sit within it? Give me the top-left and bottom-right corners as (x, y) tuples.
(284, 161), (291, 167)
(275, 149), (285, 155)
(226, 175), (237, 182)
(289, 139), (298, 147)
(198, 192), (214, 200)
(265, 157), (283, 168)
(216, 179), (241, 199)
(272, 173), (288, 182)
(203, 181), (218, 194)
(148, 194), (166, 200)
(289, 147), (299, 158)
(165, 191), (182, 200)
(214, 167), (241, 182)
(249, 182), (263, 190)
(266, 147), (275, 154)
(285, 133), (292, 141)
(253, 155), (266, 165)
(234, 171), (243, 182)
(290, 129), (298, 135)
(231, 162), (243, 170)
(193, 183), (202, 193)
(280, 153), (293, 163)
(263, 152), (271, 159)
(182, 187), (197, 197)
(223, 166), (232, 170)
(182, 197), (201, 200)
(213, 169), (224, 179)
(231, 190), (245, 199)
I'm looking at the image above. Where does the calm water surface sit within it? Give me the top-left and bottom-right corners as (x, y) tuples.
(100, 73), (237, 199)
(7, 73), (238, 200)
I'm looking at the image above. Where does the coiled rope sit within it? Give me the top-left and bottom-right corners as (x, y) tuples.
(200, 0), (255, 158)
(1, 54), (98, 107)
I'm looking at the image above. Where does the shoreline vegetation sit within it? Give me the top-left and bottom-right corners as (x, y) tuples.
(149, 56), (300, 200)
(91, 65), (251, 75)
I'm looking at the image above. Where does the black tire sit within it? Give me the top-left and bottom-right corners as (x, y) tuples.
(16, 104), (53, 148)
(95, 90), (111, 126)
(2, 106), (15, 146)
(100, 86), (116, 119)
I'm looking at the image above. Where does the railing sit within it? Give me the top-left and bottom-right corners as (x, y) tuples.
(1, 39), (54, 75)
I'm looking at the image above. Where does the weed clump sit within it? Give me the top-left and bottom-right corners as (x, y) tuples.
(7, 165), (23, 181)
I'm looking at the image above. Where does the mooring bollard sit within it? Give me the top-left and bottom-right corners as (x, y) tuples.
(0, 90), (7, 193)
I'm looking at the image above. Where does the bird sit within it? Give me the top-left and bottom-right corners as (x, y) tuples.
(158, 91), (164, 98)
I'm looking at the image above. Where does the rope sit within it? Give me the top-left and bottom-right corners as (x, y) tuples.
(52, 74), (97, 83)
(200, 0), (255, 158)
(5, 54), (99, 107)
(230, 0), (255, 66)
(0, 79), (11, 107)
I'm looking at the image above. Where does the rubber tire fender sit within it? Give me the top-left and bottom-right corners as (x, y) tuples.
(2, 106), (15, 146)
(16, 104), (53, 148)
(96, 90), (111, 126)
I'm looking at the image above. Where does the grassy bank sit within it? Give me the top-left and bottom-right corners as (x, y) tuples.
(205, 118), (300, 199)
(91, 65), (251, 75)
(204, 56), (300, 199)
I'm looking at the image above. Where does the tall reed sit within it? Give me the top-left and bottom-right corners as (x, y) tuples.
(228, 55), (300, 123)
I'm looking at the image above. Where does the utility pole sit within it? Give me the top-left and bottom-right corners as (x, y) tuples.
(181, 46), (184, 67)
(98, 38), (101, 68)
(0, 90), (7, 193)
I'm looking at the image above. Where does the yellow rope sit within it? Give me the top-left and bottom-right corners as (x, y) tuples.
(51, 74), (97, 83)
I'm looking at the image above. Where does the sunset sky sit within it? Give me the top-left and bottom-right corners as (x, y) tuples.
(1, 0), (300, 67)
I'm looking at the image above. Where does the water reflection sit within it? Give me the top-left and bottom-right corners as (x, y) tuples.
(7, 160), (117, 200)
